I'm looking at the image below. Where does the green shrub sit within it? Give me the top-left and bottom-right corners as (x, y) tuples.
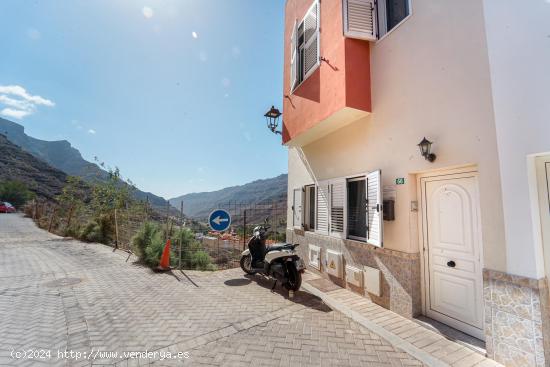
(78, 214), (113, 243)
(132, 221), (160, 258)
(132, 222), (176, 267)
(143, 230), (166, 267)
(0, 180), (35, 208)
(191, 250), (217, 271)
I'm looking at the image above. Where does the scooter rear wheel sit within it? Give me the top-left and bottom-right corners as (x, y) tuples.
(284, 264), (302, 291)
(240, 255), (256, 275)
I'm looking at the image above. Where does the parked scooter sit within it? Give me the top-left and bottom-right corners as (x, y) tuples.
(240, 218), (305, 291)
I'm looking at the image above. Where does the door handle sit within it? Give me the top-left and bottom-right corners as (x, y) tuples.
(447, 260), (456, 268)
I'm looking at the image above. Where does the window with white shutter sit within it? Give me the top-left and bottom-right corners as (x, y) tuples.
(303, 0), (320, 80)
(315, 181), (330, 235)
(366, 170), (383, 247)
(290, 0), (320, 92)
(343, 0), (377, 41)
(292, 188), (303, 228)
(290, 20), (298, 91)
(330, 179), (346, 238)
(343, 0), (411, 41)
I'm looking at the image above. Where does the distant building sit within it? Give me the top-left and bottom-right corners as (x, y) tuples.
(282, 0), (550, 365)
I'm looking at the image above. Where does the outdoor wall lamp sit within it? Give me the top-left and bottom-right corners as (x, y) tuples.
(264, 106), (282, 135)
(418, 137), (437, 162)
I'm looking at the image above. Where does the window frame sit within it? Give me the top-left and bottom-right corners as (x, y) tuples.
(376, 0), (413, 42)
(292, 187), (304, 229)
(311, 172), (383, 246)
(304, 184), (316, 231)
(346, 176), (368, 242)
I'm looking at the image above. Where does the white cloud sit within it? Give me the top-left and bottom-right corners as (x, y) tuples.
(192, 31), (198, 39)
(87, 129), (96, 135)
(142, 6), (154, 18)
(1, 108), (31, 119)
(27, 28), (41, 40)
(0, 85), (54, 106)
(0, 85), (55, 119)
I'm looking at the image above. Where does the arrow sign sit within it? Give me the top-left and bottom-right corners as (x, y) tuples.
(208, 209), (232, 232)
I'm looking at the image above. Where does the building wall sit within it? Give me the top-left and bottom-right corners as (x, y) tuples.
(287, 0), (506, 271)
(482, 0), (550, 280)
(282, 0), (371, 144)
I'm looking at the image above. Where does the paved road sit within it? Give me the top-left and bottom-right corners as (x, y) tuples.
(0, 214), (423, 366)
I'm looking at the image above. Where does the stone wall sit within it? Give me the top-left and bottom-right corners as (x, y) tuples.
(287, 228), (421, 318)
(483, 269), (550, 367)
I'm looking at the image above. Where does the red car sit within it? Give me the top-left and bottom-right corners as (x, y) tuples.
(0, 202), (16, 213)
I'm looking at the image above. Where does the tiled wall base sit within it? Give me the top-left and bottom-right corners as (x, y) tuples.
(484, 269), (550, 367)
(287, 229), (421, 318)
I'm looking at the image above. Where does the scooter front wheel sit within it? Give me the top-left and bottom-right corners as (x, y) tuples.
(240, 255), (256, 275)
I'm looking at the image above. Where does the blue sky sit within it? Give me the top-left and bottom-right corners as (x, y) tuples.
(0, 0), (287, 198)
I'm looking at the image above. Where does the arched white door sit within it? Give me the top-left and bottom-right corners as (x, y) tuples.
(421, 173), (484, 339)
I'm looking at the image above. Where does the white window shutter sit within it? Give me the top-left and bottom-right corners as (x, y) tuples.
(303, 0), (320, 79)
(292, 188), (303, 228)
(366, 170), (383, 247)
(343, 0), (377, 41)
(290, 20), (298, 91)
(316, 181), (330, 235)
(330, 179), (346, 238)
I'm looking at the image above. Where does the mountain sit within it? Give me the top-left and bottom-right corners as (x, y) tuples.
(0, 134), (68, 200)
(0, 118), (171, 211)
(169, 174), (288, 220)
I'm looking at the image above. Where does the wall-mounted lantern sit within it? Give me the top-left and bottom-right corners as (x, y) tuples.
(264, 106), (282, 135)
(418, 137), (436, 162)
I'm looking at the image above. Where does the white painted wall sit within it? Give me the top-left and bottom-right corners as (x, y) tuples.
(287, 0), (508, 272)
(482, 0), (550, 279)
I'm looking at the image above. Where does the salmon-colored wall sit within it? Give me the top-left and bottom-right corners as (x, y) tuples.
(282, 0), (371, 144)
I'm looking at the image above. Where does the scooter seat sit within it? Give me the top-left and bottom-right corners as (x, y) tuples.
(266, 244), (296, 252)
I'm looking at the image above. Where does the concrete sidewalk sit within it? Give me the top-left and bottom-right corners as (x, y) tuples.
(301, 271), (503, 367)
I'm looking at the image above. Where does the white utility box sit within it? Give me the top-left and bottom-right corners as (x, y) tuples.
(345, 265), (364, 287)
(363, 266), (381, 296)
(308, 244), (321, 270)
(325, 250), (343, 278)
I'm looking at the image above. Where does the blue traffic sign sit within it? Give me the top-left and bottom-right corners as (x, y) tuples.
(208, 209), (231, 232)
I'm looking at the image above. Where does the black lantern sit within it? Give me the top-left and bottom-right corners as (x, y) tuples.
(418, 137), (436, 162)
(264, 106), (282, 135)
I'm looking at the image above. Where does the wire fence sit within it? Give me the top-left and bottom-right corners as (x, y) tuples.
(25, 199), (287, 272)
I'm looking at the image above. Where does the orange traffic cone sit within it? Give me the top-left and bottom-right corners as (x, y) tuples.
(157, 239), (171, 271)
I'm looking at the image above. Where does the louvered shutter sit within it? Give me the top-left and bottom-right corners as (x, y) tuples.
(303, 0), (320, 79)
(343, 0), (377, 41)
(290, 20), (298, 91)
(330, 179), (346, 238)
(316, 181), (329, 235)
(366, 170), (383, 247)
(292, 187), (303, 228)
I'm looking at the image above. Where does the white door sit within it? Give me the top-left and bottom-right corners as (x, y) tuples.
(421, 173), (484, 339)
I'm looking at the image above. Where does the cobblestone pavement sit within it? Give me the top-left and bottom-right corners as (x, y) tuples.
(0, 215), (424, 366)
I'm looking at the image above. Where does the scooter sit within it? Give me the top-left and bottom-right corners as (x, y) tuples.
(240, 219), (305, 291)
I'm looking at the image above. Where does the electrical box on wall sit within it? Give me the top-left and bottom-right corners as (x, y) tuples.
(325, 250), (343, 278)
(308, 244), (321, 270)
(345, 265), (363, 287)
(364, 266), (381, 296)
